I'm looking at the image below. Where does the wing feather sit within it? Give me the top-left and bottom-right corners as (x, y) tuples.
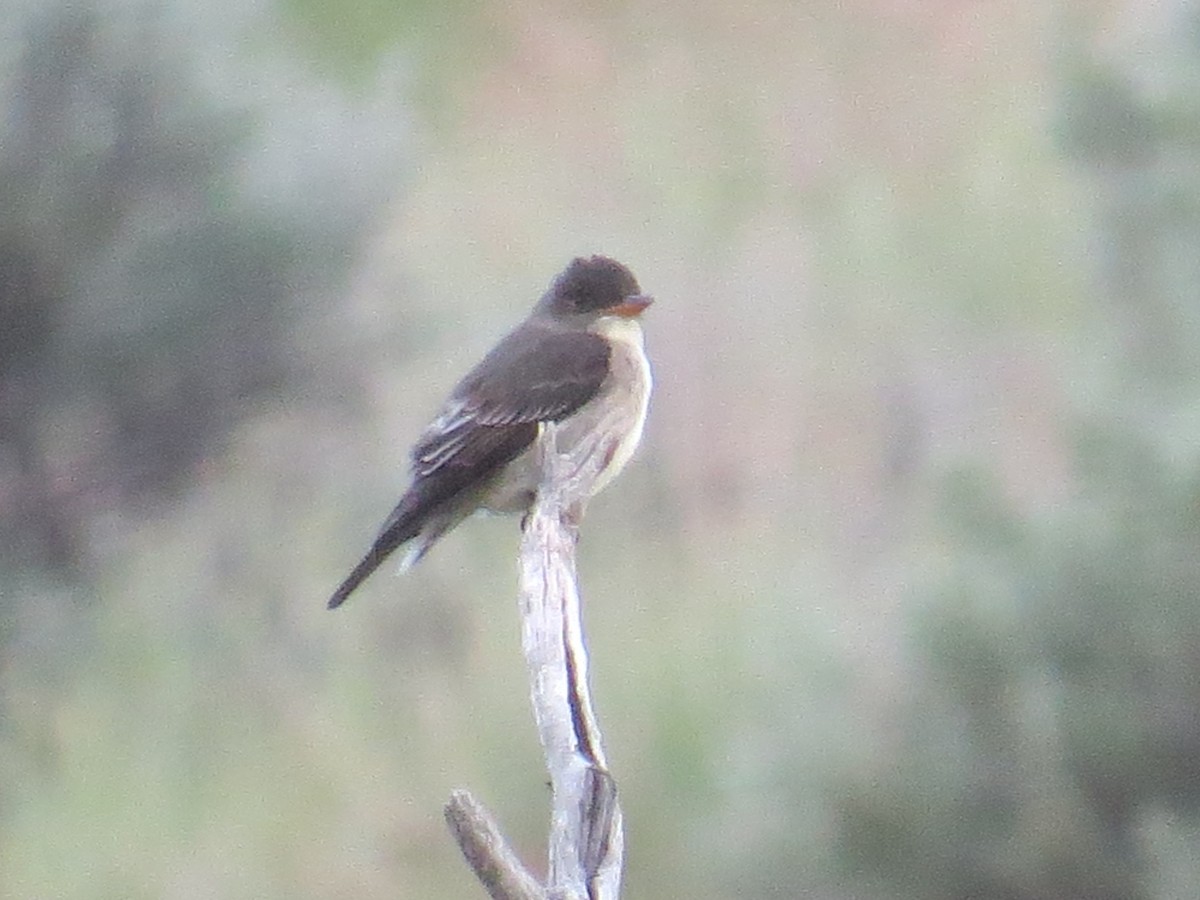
(411, 323), (610, 479)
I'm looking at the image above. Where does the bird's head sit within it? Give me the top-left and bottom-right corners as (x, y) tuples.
(539, 256), (653, 321)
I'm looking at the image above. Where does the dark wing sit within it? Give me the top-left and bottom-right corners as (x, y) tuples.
(326, 321), (609, 610)
(411, 322), (611, 480)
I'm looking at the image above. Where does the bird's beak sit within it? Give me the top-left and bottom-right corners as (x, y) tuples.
(609, 294), (654, 318)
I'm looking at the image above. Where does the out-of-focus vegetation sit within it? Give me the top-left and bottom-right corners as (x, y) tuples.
(4, 1), (1200, 898)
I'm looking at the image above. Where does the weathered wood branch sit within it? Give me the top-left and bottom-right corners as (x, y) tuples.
(447, 422), (625, 900)
(444, 790), (543, 900)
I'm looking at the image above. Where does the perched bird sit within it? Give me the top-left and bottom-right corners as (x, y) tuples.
(328, 256), (653, 609)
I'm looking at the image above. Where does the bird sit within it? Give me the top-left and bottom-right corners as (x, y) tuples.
(327, 255), (653, 609)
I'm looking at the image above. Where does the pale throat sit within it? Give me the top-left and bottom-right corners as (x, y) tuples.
(583, 313), (652, 495)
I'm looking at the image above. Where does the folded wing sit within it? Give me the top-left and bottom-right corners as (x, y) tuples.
(411, 322), (611, 482)
(327, 322), (611, 608)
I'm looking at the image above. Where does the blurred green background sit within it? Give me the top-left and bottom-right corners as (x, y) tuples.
(4, 0), (1200, 897)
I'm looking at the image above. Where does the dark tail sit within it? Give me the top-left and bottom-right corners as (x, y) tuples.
(327, 504), (421, 609)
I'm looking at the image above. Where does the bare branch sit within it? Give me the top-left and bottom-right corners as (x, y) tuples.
(448, 421), (624, 899)
(519, 423), (624, 900)
(444, 790), (545, 900)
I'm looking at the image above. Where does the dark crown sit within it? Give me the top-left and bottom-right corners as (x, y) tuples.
(544, 256), (641, 315)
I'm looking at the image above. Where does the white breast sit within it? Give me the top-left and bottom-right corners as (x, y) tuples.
(583, 314), (652, 496)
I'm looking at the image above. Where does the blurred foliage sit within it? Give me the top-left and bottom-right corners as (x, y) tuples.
(829, 431), (1200, 900)
(5, 0), (1200, 899)
(279, 0), (496, 120)
(0, 0), (410, 890)
(0, 0), (404, 578)
(819, 8), (1200, 898)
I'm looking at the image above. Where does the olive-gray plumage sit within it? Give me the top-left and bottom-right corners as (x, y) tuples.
(328, 256), (652, 609)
